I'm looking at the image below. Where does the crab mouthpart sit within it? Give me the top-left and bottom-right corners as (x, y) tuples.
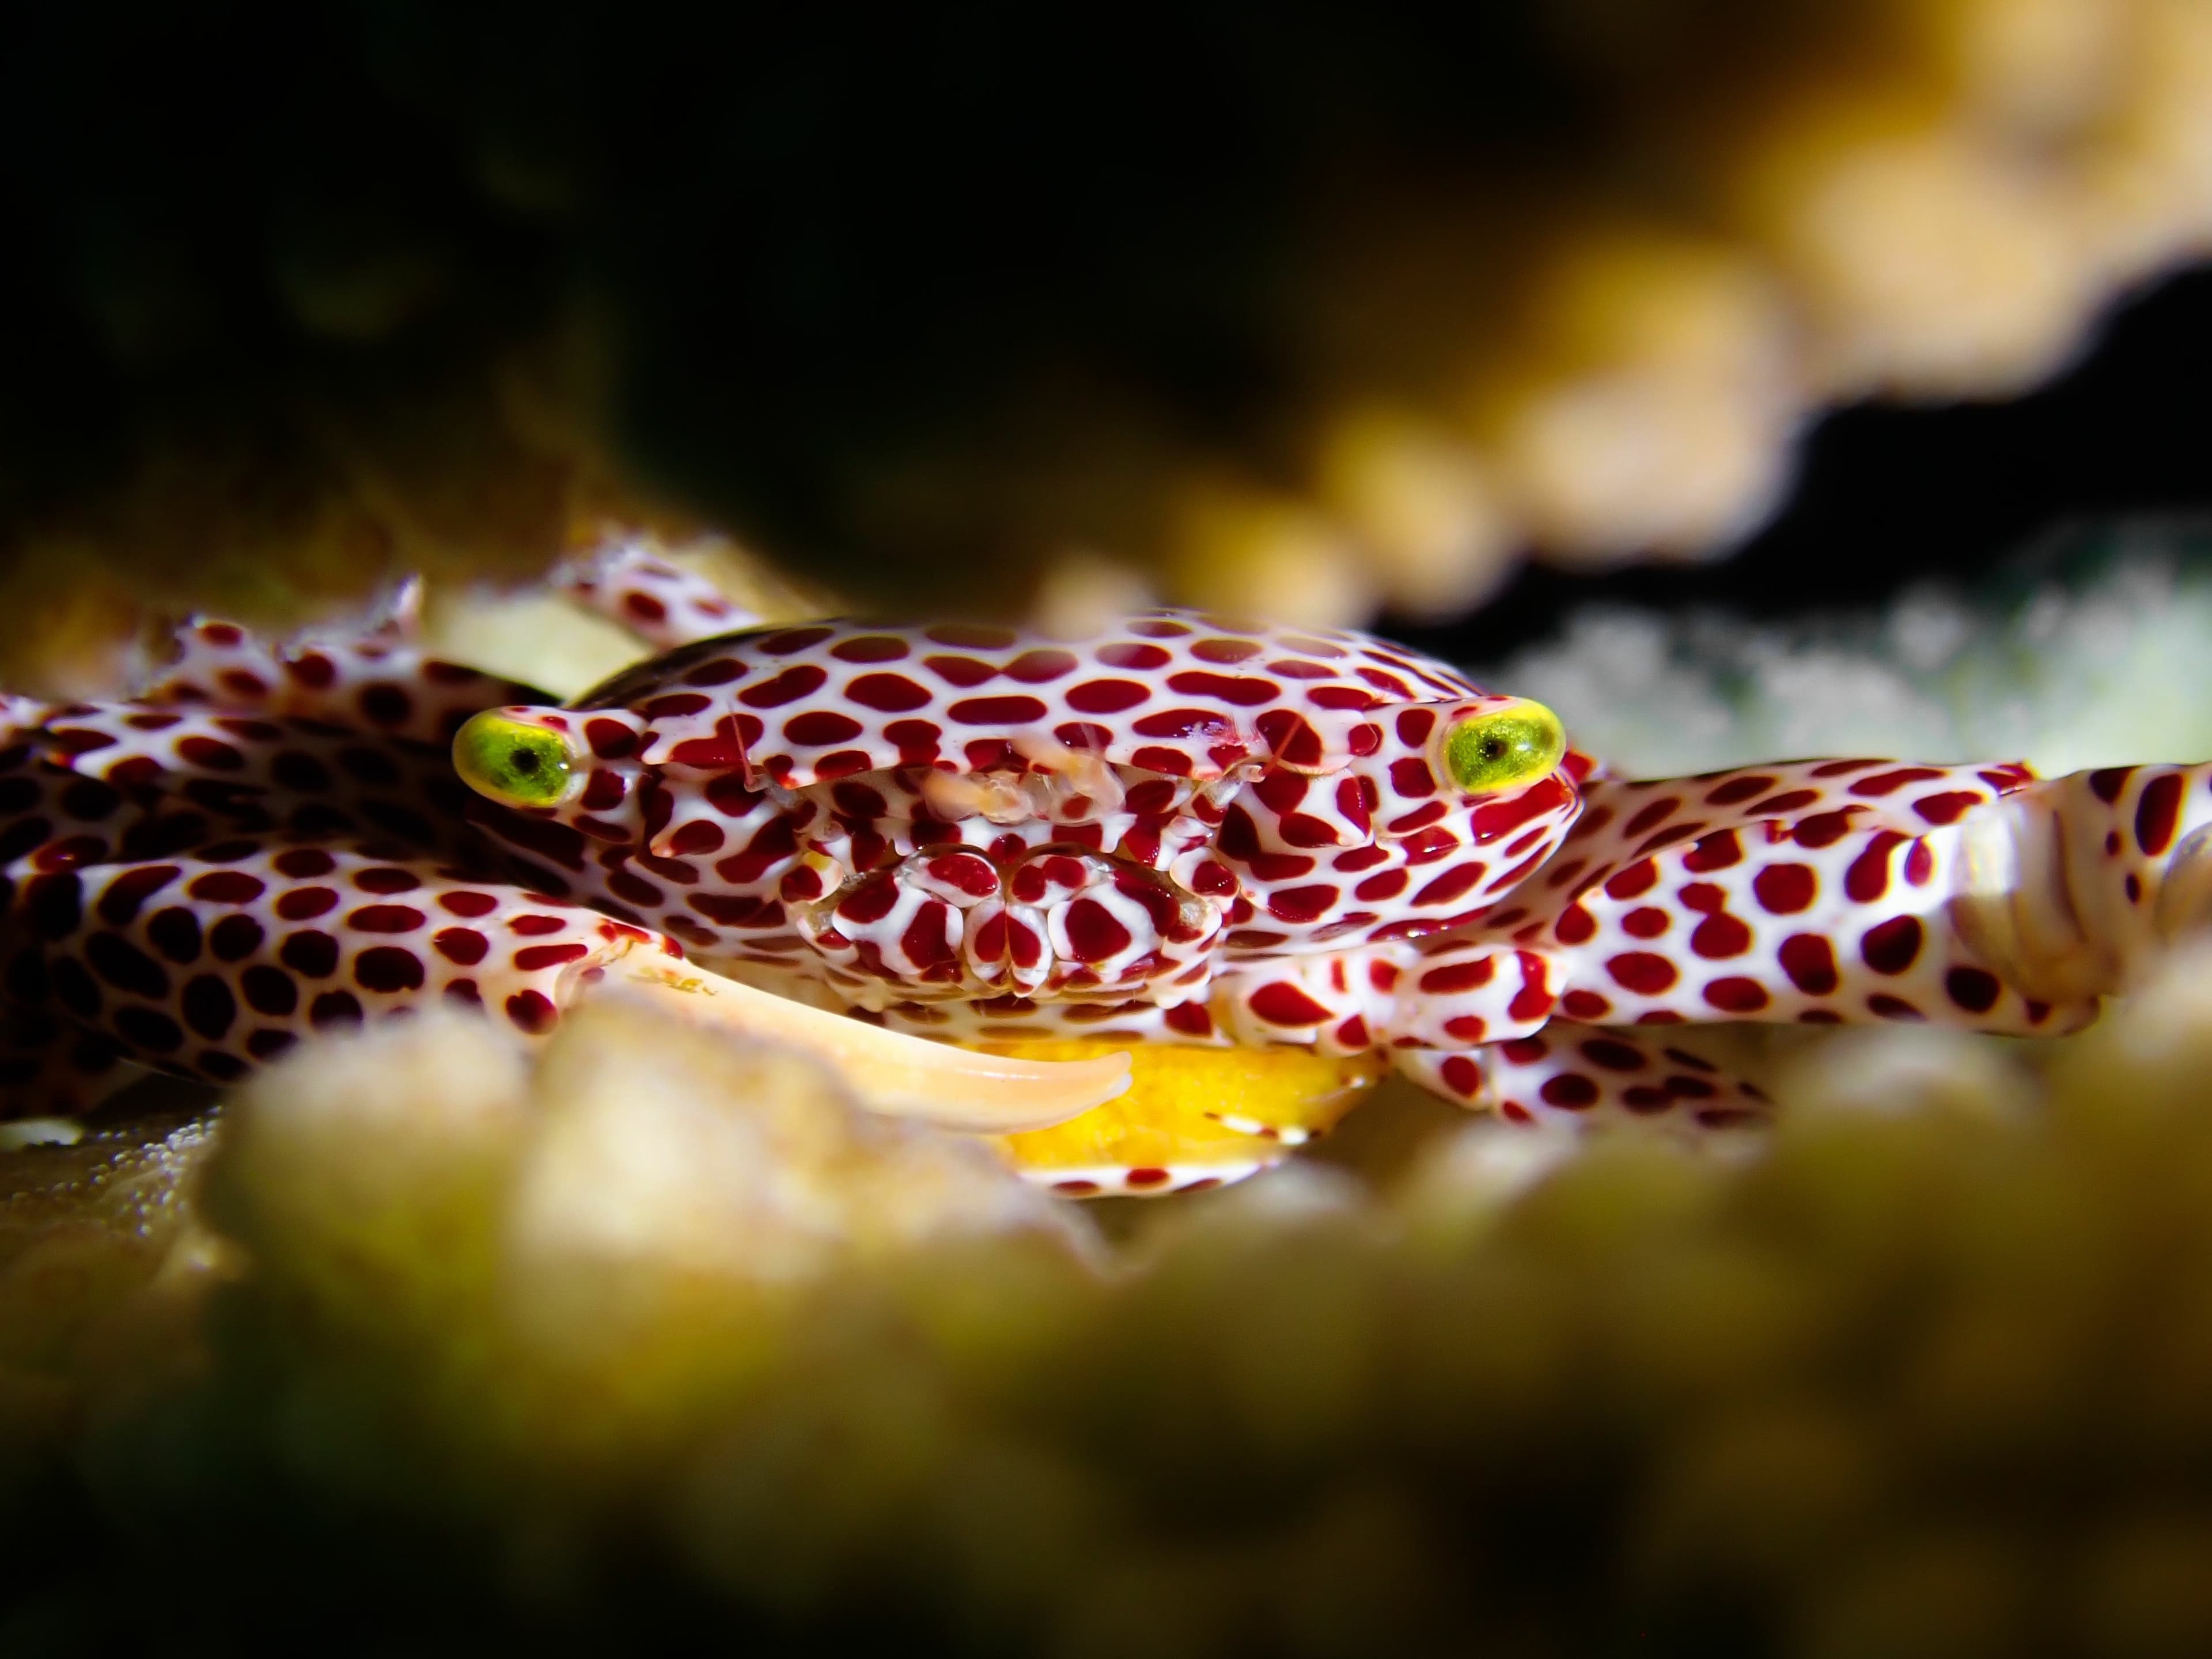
(919, 740), (1128, 825)
(605, 955), (1131, 1132)
(800, 844), (1218, 1002)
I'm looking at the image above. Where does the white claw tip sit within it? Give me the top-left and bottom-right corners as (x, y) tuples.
(607, 957), (1128, 1133)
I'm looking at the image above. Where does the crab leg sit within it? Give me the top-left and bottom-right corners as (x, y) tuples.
(1396, 1022), (1773, 1131)
(134, 613), (555, 747)
(1953, 762), (2212, 1002)
(0, 1003), (139, 1119)
(552, 536), (762, 650)
(1528, 759), (2212, 1032)
(1269, 760), (2212, 1131)
(3, 834), (1125, 1133)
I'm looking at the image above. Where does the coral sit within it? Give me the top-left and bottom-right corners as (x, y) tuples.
(13, 949), (2212, 1653)
(199, 1003), (1079, 1478)
(7, 2), (2212, 672)
(1494, 526), (2212, 777)
(0, 541), (2205, 1651)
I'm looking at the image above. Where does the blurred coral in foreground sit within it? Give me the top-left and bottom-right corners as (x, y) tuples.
(19, 946), (2212, 1653)
(5, 1), (2211, 675)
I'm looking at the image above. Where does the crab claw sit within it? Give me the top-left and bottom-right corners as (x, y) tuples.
(605, 955), (1131, 1133)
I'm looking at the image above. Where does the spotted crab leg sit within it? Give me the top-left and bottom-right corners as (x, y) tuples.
(1396, 1022), (1774, 1130)
(1525, 758), (2212, 1034)
(552, 536), (762, 650)
(135, 615), (555, 746)
(1189, 760), (2212, 1131)
(1953, 762), (2212, 1002)
(0, 1002), (137, 1118)
(2, 831), (1127, 1131)
(5, 697), (1129, 1128)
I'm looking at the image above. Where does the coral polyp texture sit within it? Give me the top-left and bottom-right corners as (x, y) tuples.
(7, 539), (2212, 1203)
(15, 946), (2212, 1653)
(6, 1), (2212, 672)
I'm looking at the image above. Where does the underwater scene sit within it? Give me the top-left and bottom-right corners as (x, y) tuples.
(6, 4), (2212, 1654)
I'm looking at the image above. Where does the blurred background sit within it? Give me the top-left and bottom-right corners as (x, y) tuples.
(6, 0), (2212, 681)
(7, 5), (2212, 1656)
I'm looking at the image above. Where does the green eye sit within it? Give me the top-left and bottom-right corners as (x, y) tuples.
(453, 712), (578, 808)
(1439, 700), (1566, 795)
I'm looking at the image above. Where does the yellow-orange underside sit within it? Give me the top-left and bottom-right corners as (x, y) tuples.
(973, 1039), (1385, 1176)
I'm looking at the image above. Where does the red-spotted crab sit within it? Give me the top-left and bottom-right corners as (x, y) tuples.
(2, 541), (2208, 1192)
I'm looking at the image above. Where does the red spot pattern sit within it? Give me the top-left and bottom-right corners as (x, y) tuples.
(1702, 977), (1769, 1013)
(1860, 915), (1923, 975)
(1248, 983), (1333, 1026)
(2137, 772), (2184, 855)
(1608, 953), (1679, 994)
(846, 674), (931, 712)
(1945, 966), (2001, 1013)
(1752, 863), (1816, 913)
(1690, 914), (1752, 959)
(29, 588), (2133, 1184)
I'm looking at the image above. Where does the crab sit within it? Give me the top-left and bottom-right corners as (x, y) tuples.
(3, 540), (2210, 1194)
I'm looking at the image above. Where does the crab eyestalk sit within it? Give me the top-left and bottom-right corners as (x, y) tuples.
(1437, 699), (1566, 795)
(453, 710), (582, 809)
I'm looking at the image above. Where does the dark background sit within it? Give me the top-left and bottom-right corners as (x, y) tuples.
(3, 3), (2209, 646)
(1406, 264), (2212, 662)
